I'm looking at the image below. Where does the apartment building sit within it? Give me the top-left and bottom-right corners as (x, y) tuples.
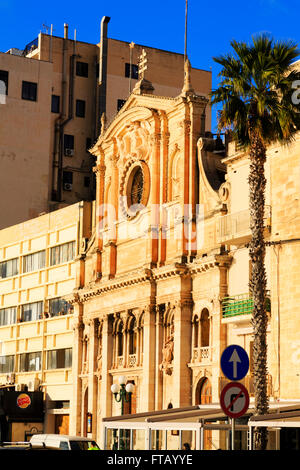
(0, 201), (92, 441)
(0, 16), (212, 230)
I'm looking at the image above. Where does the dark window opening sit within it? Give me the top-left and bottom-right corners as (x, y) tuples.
(76, 99), (86, 118)
(64, 134), (74, 153)
(22, 81), (37, 101)
(84, 176), (90, 188)
(117, 99), (126, 112)
(0, 70), (9, 95)
(125, 63), (139, 79)
(76, 61), (88, 77)
(51, 95), (60, 113)
(63, 171), (73, 191)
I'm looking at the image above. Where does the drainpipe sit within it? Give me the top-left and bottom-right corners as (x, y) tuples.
(55, 24), (78, 202)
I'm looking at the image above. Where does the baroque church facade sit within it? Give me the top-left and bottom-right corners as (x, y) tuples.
(68, 60), (231, 439)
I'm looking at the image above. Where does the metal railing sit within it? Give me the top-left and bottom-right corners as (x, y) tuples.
(23, 38), (38, 56)
(218, 205), (271, 243)
(219, 374), (273, 397)
(222, 291), (271, 318)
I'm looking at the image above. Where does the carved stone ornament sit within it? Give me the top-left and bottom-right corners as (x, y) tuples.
(116, 121), (152, 167)
(159, 325), (174, 375)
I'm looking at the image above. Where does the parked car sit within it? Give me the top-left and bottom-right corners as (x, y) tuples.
(30, 434), (100, 450)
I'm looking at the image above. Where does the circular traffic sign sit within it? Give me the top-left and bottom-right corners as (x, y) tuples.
(220, 345), (249, 381)
(220, 382), (249, 419)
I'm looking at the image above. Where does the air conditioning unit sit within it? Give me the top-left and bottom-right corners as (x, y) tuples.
(28, 378), (41, 392)
(15, 383), (27, 391)
(64, 148), (74, 157)
(63, 183), (72, 191)
(6, 373), (15, 384)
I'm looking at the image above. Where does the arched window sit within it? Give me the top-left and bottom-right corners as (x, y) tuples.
(200, 308), (210, 347)
(193, 315), (199, 349)
(117, 320), (124, 357)
(128, 316), (137, 355)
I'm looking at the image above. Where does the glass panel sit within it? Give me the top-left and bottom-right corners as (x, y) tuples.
(151, 430), (163, 450)
(0, 258), (18, 279)
(132, 430), (145, 450)
(22, 301), (43, 322)
(181, 430), (194, 450)
(49, 298), (73, 316)
(0, 307), (17, 326)
(0, 355), (14, 373)
(166, 430), (180, 450)
(106, 429), (119, 450)
(23, 251), (46, 273)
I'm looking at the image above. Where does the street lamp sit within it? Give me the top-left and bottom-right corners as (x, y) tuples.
(111, 376), (134, 450)
(111, 376), (134, 415)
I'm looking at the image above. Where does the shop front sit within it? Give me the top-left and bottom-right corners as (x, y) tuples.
(0, 387), (44, 442)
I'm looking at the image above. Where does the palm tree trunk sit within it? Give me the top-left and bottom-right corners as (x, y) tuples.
(248, 129), (269, 450)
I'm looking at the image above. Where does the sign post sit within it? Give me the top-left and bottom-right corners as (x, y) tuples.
(220, 345), (250, 450)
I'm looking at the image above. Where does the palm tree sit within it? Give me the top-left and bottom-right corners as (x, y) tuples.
(211, 35), (300, 450)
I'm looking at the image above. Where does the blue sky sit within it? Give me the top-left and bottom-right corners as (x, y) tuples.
(1, 0), (300, 131)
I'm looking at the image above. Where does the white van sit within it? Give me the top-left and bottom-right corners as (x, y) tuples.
(30, 434), (100, 450)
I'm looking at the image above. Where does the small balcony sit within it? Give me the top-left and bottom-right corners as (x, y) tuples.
(222, 292), (271, 320)
(218, 206), (271, 245)
(192, 346), (211, 364)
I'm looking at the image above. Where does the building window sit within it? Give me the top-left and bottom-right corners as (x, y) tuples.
(23, 250), (46, 273)
(22, 81), (37, 101)
(0, 70), (9, 95)
(47, 348), (72, 369)
(49, 297), (73, 317)
(76, 99), (86, 118)
(200, 308), (210, 347)
(0, 355), (15, 373)
(19, 352), (41, 372)
(117, 321), (124, 357)
(63, 134), (74, 157)
(117, 99), (126, 112)
(63, 171), (73, 191)
(84, 176), (90, 188)
(125, 63), (139, 79)
(21, 301), (43, 322)
(76, 61), (88, 78)
(51, 94), (60, 113)
(0, 258), (18, 279)
(128, 316), (137, 355)
(0, 307), (17, 326)
(50, 241), (75, 266)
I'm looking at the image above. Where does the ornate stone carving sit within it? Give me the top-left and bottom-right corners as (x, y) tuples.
(159, 325), (174, 375)
(116, 121), (152, 166)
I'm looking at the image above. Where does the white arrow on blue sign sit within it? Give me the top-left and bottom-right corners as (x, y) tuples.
(220, 344), (249, 381)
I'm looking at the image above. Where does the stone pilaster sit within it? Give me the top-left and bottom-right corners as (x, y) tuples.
(69, 301), (84, 435)
(172, 299), (193, 407)
(140, 305), (156, 411)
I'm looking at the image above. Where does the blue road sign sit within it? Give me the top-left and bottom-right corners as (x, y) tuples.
(220, 345), (249, 381)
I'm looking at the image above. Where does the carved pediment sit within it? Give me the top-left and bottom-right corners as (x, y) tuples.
(116, 121), (152, 168)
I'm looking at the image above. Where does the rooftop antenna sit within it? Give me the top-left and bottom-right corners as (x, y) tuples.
(42, 23), (51, 35)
